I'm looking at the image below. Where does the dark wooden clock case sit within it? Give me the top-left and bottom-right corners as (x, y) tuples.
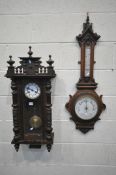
(5, 47), (56, 152)
(65, 15), (106, 133)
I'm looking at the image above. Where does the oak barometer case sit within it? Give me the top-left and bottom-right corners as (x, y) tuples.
(5, 46), (56, 151)
(65, 14), (106, 133)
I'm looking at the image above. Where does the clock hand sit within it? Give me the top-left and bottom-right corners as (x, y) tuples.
(27, 87), (32, 91)
(34, 89), (38, 93)
(27, 87), (37, 93)
(26, 87), (32, 93)
(85, 100), (88, 112)
(32, 89), (38, 93)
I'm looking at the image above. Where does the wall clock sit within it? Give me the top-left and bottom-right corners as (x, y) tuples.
(5, 46), (56, 151)
(65, 14), (106, 133)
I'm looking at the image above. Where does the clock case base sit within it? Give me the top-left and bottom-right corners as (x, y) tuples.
(66, 89), (106, 134)
(12, 133), (54, 152)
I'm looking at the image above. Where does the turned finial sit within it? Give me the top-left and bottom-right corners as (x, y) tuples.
(86, 12), (90, 23)
(28, 46), (33, 57)
(7, 55), (15, 67)
(47, 55), (54, 67)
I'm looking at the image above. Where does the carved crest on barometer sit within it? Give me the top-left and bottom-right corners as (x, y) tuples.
(66, 14), (106, 133)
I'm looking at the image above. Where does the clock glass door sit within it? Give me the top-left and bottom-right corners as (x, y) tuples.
(23, 81), (43, 140)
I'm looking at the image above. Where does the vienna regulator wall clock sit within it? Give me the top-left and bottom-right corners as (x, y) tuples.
(65, 14), (106, 133)
(5, 46), (56, 151)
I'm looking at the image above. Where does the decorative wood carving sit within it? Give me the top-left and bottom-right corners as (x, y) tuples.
(5, 46), (56, 151)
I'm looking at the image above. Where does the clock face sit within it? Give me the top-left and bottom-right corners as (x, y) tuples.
(24, 83), (41, 99)
(75, 96), (98, 120)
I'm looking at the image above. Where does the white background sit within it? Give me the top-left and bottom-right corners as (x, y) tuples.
(0, 0), (116, 174)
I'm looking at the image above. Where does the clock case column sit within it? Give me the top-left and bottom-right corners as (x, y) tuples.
(11, 79), (22, 151)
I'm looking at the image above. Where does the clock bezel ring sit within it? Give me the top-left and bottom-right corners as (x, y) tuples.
(66, 90), (105, 123)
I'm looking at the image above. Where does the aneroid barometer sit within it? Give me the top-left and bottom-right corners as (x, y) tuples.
(65, 14), (106, 133)
(5, 46), (56, 151)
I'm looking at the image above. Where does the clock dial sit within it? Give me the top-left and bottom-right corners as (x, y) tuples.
(24, 83), (41, 99)
(85, 46), (91, 77)
(75, 96), (98, 120)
